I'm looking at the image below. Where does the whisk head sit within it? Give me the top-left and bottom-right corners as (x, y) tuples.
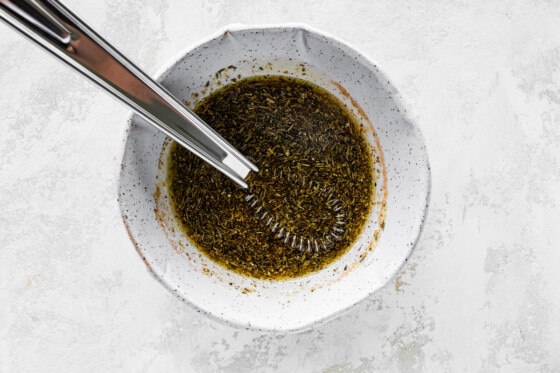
(244, 174), (345, 253)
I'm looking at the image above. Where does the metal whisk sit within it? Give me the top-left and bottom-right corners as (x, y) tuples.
(1, 1), (352, 254)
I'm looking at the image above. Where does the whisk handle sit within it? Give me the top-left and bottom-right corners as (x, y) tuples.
(0, 0), (258, 188)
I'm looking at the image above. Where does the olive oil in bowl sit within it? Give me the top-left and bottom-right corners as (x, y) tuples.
(167, 76), (375, 279)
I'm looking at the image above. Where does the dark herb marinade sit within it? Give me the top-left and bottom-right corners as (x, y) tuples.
(168, 76), (374, 279)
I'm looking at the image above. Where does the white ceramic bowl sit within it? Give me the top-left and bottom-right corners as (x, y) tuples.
(118, 24), (430, 332)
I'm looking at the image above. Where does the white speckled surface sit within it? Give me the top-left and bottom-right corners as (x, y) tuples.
(1, 0), (560, 371)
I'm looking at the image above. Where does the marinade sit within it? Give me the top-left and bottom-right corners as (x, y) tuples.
(167, 75), (374, 279)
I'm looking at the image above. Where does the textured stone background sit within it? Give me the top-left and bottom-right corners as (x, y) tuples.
(1, 1), (560, 371)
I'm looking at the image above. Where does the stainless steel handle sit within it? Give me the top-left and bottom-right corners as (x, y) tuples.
(0, 0), (258, 188)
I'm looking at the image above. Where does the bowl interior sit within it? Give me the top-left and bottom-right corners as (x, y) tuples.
(118, 25), (430, 332)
